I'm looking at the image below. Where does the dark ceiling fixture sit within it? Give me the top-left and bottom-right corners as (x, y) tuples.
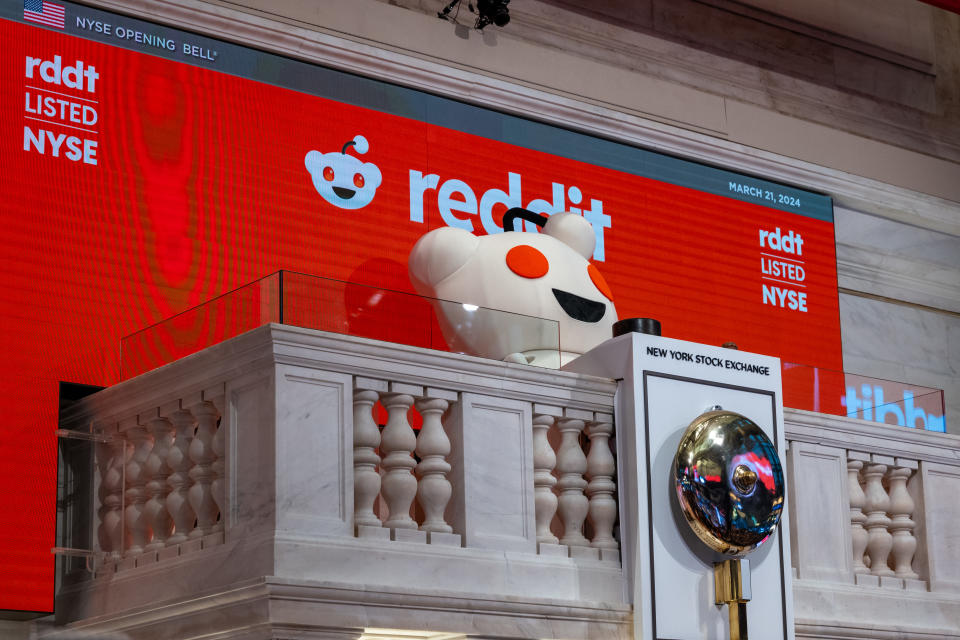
(438, 0), (511, 30)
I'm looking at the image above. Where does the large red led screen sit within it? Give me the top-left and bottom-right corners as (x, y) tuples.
(0, 2), (840, 613)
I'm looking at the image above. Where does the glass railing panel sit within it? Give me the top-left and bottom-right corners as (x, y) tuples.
(281, 271), (440, 349)
(53, 426), (110, 594)
(782, 362), (945, 432)
(120, 270), (561, 377)
(120, 273), (282, 379)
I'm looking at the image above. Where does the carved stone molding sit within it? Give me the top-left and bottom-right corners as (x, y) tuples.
(785, 408), (960, 466)
(836, 243), (960, 314)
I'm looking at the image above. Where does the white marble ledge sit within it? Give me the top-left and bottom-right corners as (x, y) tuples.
(836, 244), (960, 314)
(270, 324), (618, 403)
(796, 624), (960, 640)
(794, 580), (960, 640)
(60, 324), (619, 432)
(270, 534), (626, 603)
(0, 621), (31, 640)
(834, 208), (960, 270)
(784, 408), (960, 465)
(54, 523), (627, 625)
(269, 577), (633, 640)
(45, 576), (633, 640)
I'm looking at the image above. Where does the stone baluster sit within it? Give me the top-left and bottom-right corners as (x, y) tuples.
(379, 392), (418, 530)
(210, 400), (225, 534)
(415, 396), (453, 533)
(124, 424), (154, 555)
(188, 401), (220, 539)
(585, 417), (618, 550)
(556, 417), (589, 547)
(847, 457), (870, 575)
(532, 414), (559, 545)
(144, 417), (175, 551)
(166, 408), (196, 545)
(887, 462), (920, 580)
(353, 388), (382, 528)
(862, 460), (894, 577)
(98, 433), (126, 560)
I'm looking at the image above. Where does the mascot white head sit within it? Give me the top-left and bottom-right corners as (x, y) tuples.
(409, 208), (618, 368)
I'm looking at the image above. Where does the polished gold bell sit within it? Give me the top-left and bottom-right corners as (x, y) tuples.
(673, 408), (785, 640)
(673, 409), (784, 555)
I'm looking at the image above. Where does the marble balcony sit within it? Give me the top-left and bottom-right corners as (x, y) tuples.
(49, 325), (960, 640)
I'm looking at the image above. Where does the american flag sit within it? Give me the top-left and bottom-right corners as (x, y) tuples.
(23, 0), (65, 29)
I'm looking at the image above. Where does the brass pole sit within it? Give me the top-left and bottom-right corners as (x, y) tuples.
(715, 558), (751, 640)
(728, 601), (748, 640)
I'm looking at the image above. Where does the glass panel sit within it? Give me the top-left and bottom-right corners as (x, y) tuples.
(120, 273), (282, 379)
(53, 428), (113, 591)
(281, 271), (439, 349)
(782, 362), (946, 432)
(120, 270), (562, 377)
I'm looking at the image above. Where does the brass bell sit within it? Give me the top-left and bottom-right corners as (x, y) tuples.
(673, 408), (785, 639)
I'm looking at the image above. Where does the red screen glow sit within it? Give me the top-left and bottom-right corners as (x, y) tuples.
(1, 16), (842, 612)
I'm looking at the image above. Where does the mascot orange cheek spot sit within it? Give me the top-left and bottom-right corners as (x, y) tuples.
(506, 245), (549, 279)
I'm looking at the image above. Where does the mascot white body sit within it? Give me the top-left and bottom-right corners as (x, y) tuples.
(409, 208), (618, 368)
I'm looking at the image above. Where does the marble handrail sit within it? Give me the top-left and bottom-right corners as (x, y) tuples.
(59, 324), (621, 578)
(786, 409), (960, 591)
(786, 409), (960, 638)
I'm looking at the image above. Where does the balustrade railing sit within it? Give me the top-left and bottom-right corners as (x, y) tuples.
(59, 394), (226, 574)
(52, 327), (960, 640)
(64, 341), (960, 585)
(57, 325), (620, 589)
(530, 411), (619, 558)
(350, 380), (459, 544)
(786, 409), (960, 596)
(347, 378), (619, 559)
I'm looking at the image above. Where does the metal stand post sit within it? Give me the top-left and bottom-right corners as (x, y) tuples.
(715, 558), (751, 640)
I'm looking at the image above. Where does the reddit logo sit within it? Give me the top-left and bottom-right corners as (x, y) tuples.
(305, 135), (382, 210)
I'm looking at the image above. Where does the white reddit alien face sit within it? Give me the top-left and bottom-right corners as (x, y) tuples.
(305, 135), (383, 210)
(409, 209), (618, 368)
